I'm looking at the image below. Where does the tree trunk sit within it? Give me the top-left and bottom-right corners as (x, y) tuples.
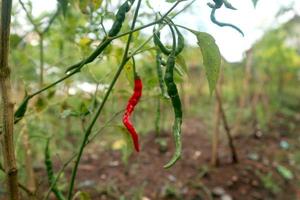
(0, 0), (20, 199)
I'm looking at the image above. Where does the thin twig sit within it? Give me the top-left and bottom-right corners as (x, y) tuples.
(14, 0), (187, 126)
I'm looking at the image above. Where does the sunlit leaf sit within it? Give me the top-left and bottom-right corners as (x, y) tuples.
(193, 31), (221, 94)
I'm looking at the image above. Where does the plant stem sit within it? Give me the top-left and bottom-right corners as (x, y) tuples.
(108, 0), (182, 41)
(0, 0), (20, 199)
(15, 0), (186, 124)
(39, 33), (44, 88)
(67, 0), (143, 198)
(215, 86), (238, 163)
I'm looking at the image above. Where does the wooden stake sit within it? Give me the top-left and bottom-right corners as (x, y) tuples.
(0, 0), (20, 199)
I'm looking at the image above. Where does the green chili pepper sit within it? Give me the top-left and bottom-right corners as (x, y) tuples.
(160, 56), (167, 66)
(164, 51), (183, 169)
(153, 18), (185, 57)
(174, 25), (185, 56)
(163, 23), (183, 169)
(156, 50), (168, 98)
(108, 0), (135, 37)
(45, 139), (65, 200)
(153, 29), (172, 55)
(165, 17), (185, 56)
(65, 0), (135, 73)
(207, 0), (244, 36)
(14, 96), (30, 124)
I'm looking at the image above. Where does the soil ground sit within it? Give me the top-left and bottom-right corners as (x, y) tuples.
(8, 115), (300, 200)
(41, 116), (300, 200)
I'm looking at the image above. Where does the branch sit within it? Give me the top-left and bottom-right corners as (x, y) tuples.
(18, 0), (40, 33)
(42, 5), (60, 35)
(14, 0), (186, 124)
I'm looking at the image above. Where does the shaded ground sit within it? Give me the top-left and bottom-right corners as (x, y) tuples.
(35, 116), (299, 200)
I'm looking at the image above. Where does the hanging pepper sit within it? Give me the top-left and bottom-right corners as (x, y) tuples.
(65, 0), (135, 73)
(207, 0), (244, 36)
(164, 50), (182, 168)
(162, 22), (183, 168)
(153, 29), (172, 56)
(108, 0), (135, 37)
(174, 24), (185, 55)
(122, 72), (143, 152)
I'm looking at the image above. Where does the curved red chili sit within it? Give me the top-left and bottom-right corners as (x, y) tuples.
(122, 76), (142, 152)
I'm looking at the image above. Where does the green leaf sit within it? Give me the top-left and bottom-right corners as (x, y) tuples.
(193, 31), (221, 94)
(276, 165), (293, 180)
(252, 0), (259, 7)
(175, 54), (188, 75)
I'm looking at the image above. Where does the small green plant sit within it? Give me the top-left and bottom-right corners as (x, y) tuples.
(256, 171), (281, 194)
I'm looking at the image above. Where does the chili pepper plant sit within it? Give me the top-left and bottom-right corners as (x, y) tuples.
(0, 0), (254, 199)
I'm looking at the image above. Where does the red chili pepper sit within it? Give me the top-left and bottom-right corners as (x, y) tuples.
(122, 76), (143, 152)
